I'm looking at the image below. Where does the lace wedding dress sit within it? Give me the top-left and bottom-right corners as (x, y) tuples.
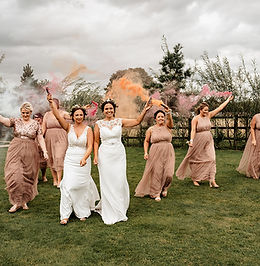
(95, 118), (129, 225)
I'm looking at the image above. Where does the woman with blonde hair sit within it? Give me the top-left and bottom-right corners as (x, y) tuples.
(0, 102), (48, 212)
(176, 95), (233, 187)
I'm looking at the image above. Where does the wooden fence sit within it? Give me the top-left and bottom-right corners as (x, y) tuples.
(122, 115), (252, 149)
(0, 115), (253, 149)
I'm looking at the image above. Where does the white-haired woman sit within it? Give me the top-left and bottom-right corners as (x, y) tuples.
(0, 102), (48, 213)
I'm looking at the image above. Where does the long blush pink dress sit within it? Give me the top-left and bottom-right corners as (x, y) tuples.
(135, 126), (175, 198)
(176, 116), (216, 182)
(5, 118), (42, 207)
(237, 113), (260, 179)
(44, 111), (68, 172)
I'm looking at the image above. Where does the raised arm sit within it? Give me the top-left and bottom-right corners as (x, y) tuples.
(209, 95), (233, 118)
(0, 114), (11, 127)
(93, 124), (100, 165)
(188, 116), (199, 147)
(162, 104), (173, 129)
(144, 127), (152, 160)
(80, 127), (94, 166)
(122, 100), (151, 128)
(47, 94), (70, 132)
(250, 115), (257, 146)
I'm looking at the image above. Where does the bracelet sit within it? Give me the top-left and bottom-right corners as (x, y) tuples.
(189, 139), (193, 143)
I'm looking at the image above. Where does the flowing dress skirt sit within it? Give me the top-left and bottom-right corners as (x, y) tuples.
(5, 137), (39, 206)
(176, 131), (216, 181)
(60, 147), (100, 220)
(45, 128), (68, 171)
(96, 142), (129, 225)
(135, 141), (175, 198)
(237, 130), (260, 179)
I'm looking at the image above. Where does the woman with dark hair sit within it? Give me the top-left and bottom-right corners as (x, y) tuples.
(176, 95), (233, 187)
(0, 102), (48, 212)
(237, 113), (260, 179)
(43, 98), (68, 188)
(94, 98), (151, 225)
(47, 95), (99, 225)
(33, 113), (48, 182)
(135, 106), (175, 201)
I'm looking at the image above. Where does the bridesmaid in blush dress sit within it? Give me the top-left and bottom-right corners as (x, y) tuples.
(93, 99), (151, 225)
(135, 107), (175, 201)
(47, 95), (100, 225)
(176, 95), (233, 187)
(0, 102), (48, 212)
(42, 98), (68, 188)
(237, 113), (260, 179)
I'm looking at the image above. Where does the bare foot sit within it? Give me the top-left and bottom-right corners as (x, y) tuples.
(80, 217), (86, 221)
(22, 203), (29, 210)
(9, 204), (19, 213)
(43, 176), (48, 182)
(161, 190), (168, 197)
(193, 181), (200, 186)
(209, 181), (219, 188)
(60, 219), (69, 225)
(155, 196), (161, 202)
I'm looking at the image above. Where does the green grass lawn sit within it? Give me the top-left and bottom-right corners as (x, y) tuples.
(0, 147), (259, 265)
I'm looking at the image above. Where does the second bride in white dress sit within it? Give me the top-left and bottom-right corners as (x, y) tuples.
(48, 95), (100, 225)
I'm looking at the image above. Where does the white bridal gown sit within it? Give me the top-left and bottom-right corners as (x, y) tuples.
(60, 125), (100, 220)
(96, 118), (130, 225)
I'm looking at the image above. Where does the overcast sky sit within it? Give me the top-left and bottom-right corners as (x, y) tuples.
(0, 0), (259, 87)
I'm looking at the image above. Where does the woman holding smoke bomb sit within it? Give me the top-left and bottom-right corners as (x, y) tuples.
(176, 95), (233, 187)
(47, 93), (99, 225)
(135, 104), (175, 201)
(42, 97), (68, 188)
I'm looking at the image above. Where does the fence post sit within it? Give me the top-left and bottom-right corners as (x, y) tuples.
(233, 114), (238, 150)
(188, 118), (192, 140)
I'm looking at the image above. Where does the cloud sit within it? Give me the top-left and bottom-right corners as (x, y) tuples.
(0, 0), (260, 87)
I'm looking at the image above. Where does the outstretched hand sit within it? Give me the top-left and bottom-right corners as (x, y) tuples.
(47, 93), (53, 103)
(144, 99), (152, 112)
(161, 103), (171, 112)
(227, 95), (234, 102)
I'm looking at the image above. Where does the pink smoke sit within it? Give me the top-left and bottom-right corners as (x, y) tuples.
(87, 101), (98, 117)
(200, 84), (232, 97)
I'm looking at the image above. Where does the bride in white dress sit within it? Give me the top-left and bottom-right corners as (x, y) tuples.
(48, 95), (100, 225)
(94, 99), (151, 225)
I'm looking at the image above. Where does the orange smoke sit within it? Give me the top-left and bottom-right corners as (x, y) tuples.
(116, 77), (163, 107)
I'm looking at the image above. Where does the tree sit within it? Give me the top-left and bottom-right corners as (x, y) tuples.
(195, 52), (260, 116)
(153, 36), (192, 91)
(148, 36), (192, 110)
(20, 63), (39, 87)
(63, 79), (104, 123)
